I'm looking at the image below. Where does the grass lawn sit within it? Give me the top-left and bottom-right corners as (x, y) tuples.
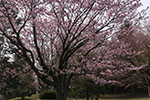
(101, 98), (150, 100)
(100, 97), (150, 100)
(9, 94), (40, 100)
(9, 94), (150, 100)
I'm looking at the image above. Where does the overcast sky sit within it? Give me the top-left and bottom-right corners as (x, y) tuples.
(139, 0), (150, 11)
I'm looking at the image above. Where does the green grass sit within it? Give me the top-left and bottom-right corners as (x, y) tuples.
(101, 98), (150, 100)
(9, 94), (39, 100)
(9, 94), (150, 100)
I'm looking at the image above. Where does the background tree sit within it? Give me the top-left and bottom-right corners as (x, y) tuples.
(0, 0), (145, 100)
(0, 56), (37, 100)
(118, 22), (150, 96)
(0, 35), (18, 100)
(71, 76), (105, 100)
(13, 56), (37, 100)
(0, 38), (36, 100)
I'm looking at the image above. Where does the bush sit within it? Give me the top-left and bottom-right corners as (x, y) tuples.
(39, 90), (57, 99)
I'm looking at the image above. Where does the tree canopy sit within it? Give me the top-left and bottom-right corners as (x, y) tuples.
(0, 0), (146, 100)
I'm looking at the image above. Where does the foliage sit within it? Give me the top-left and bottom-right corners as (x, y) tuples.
(0, 41), (36, 100)
(0, 36), (19, 99)
(0, 0), (145, 100)
(71, 76), (105, 99)
(119, 26), (150, 96)
(12, 56), (37, 100)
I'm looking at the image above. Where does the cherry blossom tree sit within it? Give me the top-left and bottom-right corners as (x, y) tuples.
(0, 0), (145, 100)
(120, 24), (150, 96)
(0, 48), (17, 99)
(0, 35), (18, 100)
(0, 49), (36, 100)
(0, 36), (36, 100)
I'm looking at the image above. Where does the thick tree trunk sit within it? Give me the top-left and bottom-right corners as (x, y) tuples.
(55, 75), (71, 100)
(55, 85), (68, 100)
(56, 93), (67, 100)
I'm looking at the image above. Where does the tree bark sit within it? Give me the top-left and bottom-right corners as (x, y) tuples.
(90, 95), (93, 100)
(55, 84), (68, 100)
(148, 86), (150, 97)
(21, 94), (25, 100)
(131, 86), (134, 93)
(86, 88), (90, 100)
(95, 94), (99, 100)
(54, 75), (71, 100)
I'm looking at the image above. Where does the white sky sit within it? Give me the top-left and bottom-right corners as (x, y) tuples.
(139, 0), (150, 11)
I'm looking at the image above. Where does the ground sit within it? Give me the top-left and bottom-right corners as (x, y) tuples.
(9, 93), (150, 100)
(100, 93), (149, 99)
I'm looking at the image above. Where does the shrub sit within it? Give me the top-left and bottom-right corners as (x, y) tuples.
(39, 90), (57, 99)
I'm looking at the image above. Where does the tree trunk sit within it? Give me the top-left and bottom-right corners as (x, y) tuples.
(86, 88), (90, 100)
(148, 86), (150, 97)
(90, 95), (93, 100)
(55, 76), (70, 100)
(55, 85), (68, 100)
(95, 95), (99, 100)
(21, 95), (25, 100)
(4, 96), (8, 100)
(131, 86), (135, 93)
